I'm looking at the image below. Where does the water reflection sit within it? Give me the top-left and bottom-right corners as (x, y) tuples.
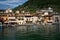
(0, 24), (60, 40)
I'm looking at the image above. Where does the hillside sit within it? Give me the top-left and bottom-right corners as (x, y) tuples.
(13, 0), (60, 13)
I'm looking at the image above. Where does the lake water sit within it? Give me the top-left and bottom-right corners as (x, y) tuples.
(0, 23), (60, 40)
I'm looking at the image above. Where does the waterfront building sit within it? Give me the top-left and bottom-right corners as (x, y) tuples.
(0, 10), (5, 13)
(24, 13), (38, 23)
(0, 7), (14, 21)
(0, 10), (9, 21)
(0, 13), (10, 21)
(15, 13), (38, 24)
(5, 7), (13, 13)
(0, 7), (60, 25)
(7, 16), (17, 23)
(52, 12), (60, 32)
(37, 7), (53, 24)
(42, 12), (53, 23)
(15, 10), (20, 13)
(16, 14), (25, 24)
(52, 12), (60, 23)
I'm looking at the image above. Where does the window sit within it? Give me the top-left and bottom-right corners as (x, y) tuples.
(48, 17), (51, 20)
(55, 17), (59, 22)
(18, 17), (24, 20)
(9, 19), (16, 21)
(17, 17), (24, 20)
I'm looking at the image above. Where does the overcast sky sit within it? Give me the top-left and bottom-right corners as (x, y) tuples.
(0, 0), (28, 9)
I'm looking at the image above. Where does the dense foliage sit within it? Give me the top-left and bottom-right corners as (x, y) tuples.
(13, 0), (60, 13)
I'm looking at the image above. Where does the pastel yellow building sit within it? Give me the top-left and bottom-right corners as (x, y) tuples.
(0, 8), (13, 21)
(0, 13), (10, 21)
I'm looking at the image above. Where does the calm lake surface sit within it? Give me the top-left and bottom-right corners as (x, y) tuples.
(0, 23), (60, 40)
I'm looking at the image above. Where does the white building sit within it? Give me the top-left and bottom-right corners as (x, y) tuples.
(52, 12), (60, 23)
(15, 10), (20, 13)
(15, 13), (38, 25)
(5, 7), (12, 13)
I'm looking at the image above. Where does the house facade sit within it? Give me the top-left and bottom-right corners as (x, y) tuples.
(15, 13), (38, 24)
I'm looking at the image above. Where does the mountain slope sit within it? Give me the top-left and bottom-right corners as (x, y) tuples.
(13, 0), (60, 13)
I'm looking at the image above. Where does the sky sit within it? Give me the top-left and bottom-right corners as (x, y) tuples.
(0, 0), (28, 9)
